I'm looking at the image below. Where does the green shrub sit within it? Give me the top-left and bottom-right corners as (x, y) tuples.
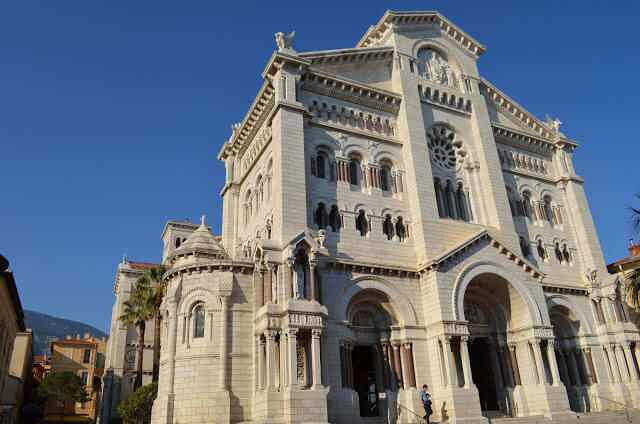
(117, 382), (157, 424)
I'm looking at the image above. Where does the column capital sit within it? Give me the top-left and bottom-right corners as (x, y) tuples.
(285, 257), (296, 266)
(286, 327), (298, 337)
(311, 329), (322, 338)
(309, 258), (318, 268)
(265, 330), (277, 339)
(391, 340), (401, 348)
(461, 336), (470, 344)
(547, 339), (555, 348)
(402, 340), (413, 348)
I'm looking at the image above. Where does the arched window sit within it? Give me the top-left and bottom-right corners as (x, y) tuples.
(522, 191), (533, 219)
(555, 243), (563, 263)
(329, 206), (340, 232)
(349, 160), (360, 186)
(562, 244), (572, 263)
(175, 237), (181, 248)
(193, 305), (205, 338)
(380, 166), (390, 191)
(519, 237), (530, 258)
(355, 210), (367, 236)
(456, 183), (470, 222)
(266, 160), (273, 200)
(316, 154), (326, 179)
(315, 204), (326, 229)
(544, 196), (554, 225)
(434, 178), (445, 218)
(383, 215), (393, 240)
(537, 240), (547, 260)
(444, 181), (457, 219)
(396, 217), (406, 241)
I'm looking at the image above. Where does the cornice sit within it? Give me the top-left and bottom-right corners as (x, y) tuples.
(357, 11), (486, 58)
(324, 258), (419, 279)
(164, 259), (254, 282)
(492, 124), (555, 157)
(299, 46), (394, 68)
(301, 69), (402, 114)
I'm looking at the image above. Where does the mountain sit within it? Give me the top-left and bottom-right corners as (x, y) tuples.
(24, 310), (108, 356)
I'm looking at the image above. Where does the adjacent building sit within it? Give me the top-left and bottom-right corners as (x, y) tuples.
(101, 10), (640, 423)
(0, 254), (26, 423)
(607, 241), (640, 325)
(44, 335), (106, 424)
(99, 256), (170, 424)
(1, 329), (34, 424)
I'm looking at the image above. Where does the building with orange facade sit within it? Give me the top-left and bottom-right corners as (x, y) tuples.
(44, 335), (106, 423)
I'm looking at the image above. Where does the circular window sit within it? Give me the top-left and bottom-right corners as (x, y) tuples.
(427, 125), (465, 170)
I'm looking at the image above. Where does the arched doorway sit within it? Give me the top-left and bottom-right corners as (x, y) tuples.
(341, 289), (412, 419)
(549, 304), (594, 412)
(462, 272), (536, 417)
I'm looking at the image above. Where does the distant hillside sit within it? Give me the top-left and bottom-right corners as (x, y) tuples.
(24, 310), (108, 356)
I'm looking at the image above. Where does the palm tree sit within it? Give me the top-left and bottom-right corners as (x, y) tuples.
(627, 194), (640, 325)
(119, 284), (154, 389)
(135, 265), (167, 382)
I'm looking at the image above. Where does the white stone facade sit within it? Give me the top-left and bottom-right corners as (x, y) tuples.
(122, 10), (640, 423)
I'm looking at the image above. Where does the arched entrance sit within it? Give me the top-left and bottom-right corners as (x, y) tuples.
(549, 303), (594, 412)
(461, 271), (537, 417)
(338, 288), (417, 419)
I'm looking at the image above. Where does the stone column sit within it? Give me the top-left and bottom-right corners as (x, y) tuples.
(339, 341), (346, 388)
(309, 259), (317, 302)
(566, 349), (581, 386)
(460, 337), (474, 388)
(218, 296), (229, 390)
(257, 336), (265, 391)
(547, 341), (561, 386)
(287, 328), (298, 389)
(403, 342), (416, 388)
(347, 341), (355, 389)
(165, 299), (178, 394)
(286, 258), (294, 300)
(614, 344), (630, 381)
(442, 337), (456, 387)
(266, 330), (277, 390)
(489, 344), (504, 389)
(374, 345), (386, 391)
(392, 342), (404, 389)
(509, 345), (521, 386)
(266, 265), (273, 303)
(258, 269), (265, 308)
(533, 341), (548, 385)
(623, 343), (639, 380)
(381, 342), (391, 390)
(311, 329), (323, 389)
(498, 345), (512, 387)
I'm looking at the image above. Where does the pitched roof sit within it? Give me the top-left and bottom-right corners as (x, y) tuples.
(170, 216), (225, 262)
(128, 261), (160, 270)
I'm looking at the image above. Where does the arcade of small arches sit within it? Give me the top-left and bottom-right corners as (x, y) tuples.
(310, 148), (405, 196)
(242, 160), (274, 227)
(506, 186), (564, 229)
(518, 236), (574, 266)
(312, 202), (409, 242)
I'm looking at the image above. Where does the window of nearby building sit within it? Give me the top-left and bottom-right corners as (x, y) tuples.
(383, 215), (393, 240)
(519, 237), (530, 258)
(349, 160), (360, 186)
(316, 154), (326, 179)
(315, 204), (326, 229)
(396, 217), (406, 241)
(537, 240), (547, 260)
(194, 305), (205, 338)
(329, 206), (340, 232)
(63, 347), (72, 363)
(380, 166), (390, 191)
(83, 349), (91, 364)
(81, 371), (88, 386)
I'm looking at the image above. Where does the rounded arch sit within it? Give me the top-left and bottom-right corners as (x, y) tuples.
(411, 39), (463, 72)
(352, 203), (374, 215)
(344, 145), (366, 159)
(332, 276), (418, 326)
(178, 287), (220, 315)
(546, 295), (593, 335)
(453, 261), (543, 326)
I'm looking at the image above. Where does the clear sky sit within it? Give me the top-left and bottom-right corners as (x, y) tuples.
(2, 1), (639, 333)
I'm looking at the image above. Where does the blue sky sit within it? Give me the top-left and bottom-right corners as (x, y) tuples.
(1, 1), (639, 332)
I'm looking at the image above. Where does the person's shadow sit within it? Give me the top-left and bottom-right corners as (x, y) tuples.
(440, 401), (449, 422)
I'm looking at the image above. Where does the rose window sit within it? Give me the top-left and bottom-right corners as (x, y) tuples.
(427, 125), (466, 170)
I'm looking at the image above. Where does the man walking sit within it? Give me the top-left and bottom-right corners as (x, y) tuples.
(419, 384), (433, 423)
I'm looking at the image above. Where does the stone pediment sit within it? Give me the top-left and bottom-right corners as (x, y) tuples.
(420, 229), (543, 280)
(357, 11), (486, 59)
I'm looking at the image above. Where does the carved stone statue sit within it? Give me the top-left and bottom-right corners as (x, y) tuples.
(275, 31), (296, 51)
(417, 49), (457, 88)
(315, 229), (326, 249)
(545, 114), (562, 133)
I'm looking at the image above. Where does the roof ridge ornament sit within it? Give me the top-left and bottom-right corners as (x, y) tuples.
(200, 215), (206, 226)
(545, 113), (563, 136)
(275, 31), (296, 52)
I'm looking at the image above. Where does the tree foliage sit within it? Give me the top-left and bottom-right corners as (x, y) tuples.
(135, 265), (167, 381)
(117, 382), (158, 424)
(38, 371), (89, 424)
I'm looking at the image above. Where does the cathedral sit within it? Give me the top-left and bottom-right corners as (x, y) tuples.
(101, 10), (640, 424)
